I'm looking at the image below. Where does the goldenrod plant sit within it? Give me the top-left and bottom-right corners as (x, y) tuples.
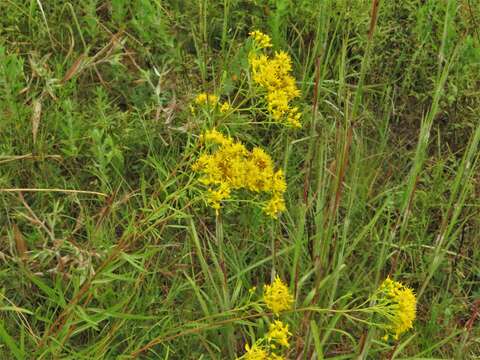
(249, 31), (302, 128)
(237, 277), (293, 359)
(375, 278), (417, 340)
(263, 276), (294, 315)
(0, 1), (479, 359)
(192, 129), (287, 217)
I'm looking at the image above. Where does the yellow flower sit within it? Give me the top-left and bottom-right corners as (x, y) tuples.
(208, 94), (219, 105)
(200, 129), (234, 147)
(286, 107), (301, 128)
(243, 343), (269, 360)
(263, 194), (286, 218)
(193, 130), (287, 217)
(263, 276), (293, 315)
(267, 320), (291, 348)
(206, 183), (231, 209)
(194, 92), (208, 105)
(377, 277), (417, 339)
(249, 30), (272, 49)
(220, 101), (232, 113)
(272, 170), (287, 193)
(269, 354), (286, 360)
(249, 51), (302, 127)
(194, 93), (219, 106)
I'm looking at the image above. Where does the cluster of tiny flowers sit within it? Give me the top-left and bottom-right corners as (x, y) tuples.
(192, 130), (287, 217)
(267, 320), (291, 349)
(242, 343), (286, 360)
(249, 30), (273, 49)
(194, 92), (231, 113)
(239, 277), (293, 359)
(248, 32), (301, 128)
(377, 277), (417, 340)
(263, 276), (294, 315)
(220, 101), (231, 113)
(243, 344), (269, 360)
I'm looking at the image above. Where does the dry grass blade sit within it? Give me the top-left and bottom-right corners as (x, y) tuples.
(0, 188), (108, 197)
(12, 224), (27, 259)
(62, 54), (86, 83)
(0, 154), (62, 164)
(368, 0), (381, 40)
(31, 99), (42, 145)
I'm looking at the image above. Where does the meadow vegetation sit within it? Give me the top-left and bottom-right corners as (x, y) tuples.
(0, 0), (479, 358)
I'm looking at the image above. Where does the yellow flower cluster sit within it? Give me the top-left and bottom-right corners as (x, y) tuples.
(249, 50), (302, 128)
(243, 344), (269, 360)
(195, 92), (218, 106)
(267, 320), (291, 349)
(263, 276), (294, 315)
(192, 130), (287, 217)
(194, 93), (231, 113)
(238, 277), (292, 359)
(249, 30), (273, 49)
(377, 277), (417, 340)
(242, 343), (286, 360)
(220, 101), (231, 113)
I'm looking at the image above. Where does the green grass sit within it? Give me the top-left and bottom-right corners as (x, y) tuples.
(1, 0), (480, 359)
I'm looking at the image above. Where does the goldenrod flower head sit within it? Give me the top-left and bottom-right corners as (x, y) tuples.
(272, 170), (287, 193)
(194, 92), (219, 106)
(206, 183), (231, 210)
(286, 107), (301, 129)
(220, 101), (232, 113)
(243, 343), (269, 360)
(377, 277), (417, 339)
(238, 343), (287, 360)
(263, 276), (293, 315)
(267, 320), (291, 348)
(194, 92), (208, 104)
(249, 51), (302, 128)
(200, 129), (234, 147)
(249, 30), (272, 49)
(193, 130), (287, 217)
(264, 194), (286, 218)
